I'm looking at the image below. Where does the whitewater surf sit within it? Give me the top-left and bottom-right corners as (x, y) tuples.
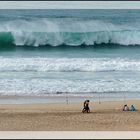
(0, 9), (139, 100)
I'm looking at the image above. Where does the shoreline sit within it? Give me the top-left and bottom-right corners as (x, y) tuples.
(0, 95), (139, 104)
(0, 99), (139, 130)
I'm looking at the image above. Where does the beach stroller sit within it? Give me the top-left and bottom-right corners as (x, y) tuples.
(82, 100), (90, 113)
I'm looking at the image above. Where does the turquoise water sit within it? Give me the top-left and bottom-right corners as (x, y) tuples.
(0, 10), (140, 98)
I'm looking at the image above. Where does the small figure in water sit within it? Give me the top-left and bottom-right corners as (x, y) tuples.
(82, 100), (90, 113)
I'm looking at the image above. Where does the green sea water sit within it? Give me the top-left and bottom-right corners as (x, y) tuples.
(0, 9), (139, 99)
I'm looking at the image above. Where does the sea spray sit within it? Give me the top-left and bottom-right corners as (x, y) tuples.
(0, 19), (140, 46)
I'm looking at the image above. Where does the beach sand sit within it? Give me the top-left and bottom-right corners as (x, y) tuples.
(0, 100), (140, 131)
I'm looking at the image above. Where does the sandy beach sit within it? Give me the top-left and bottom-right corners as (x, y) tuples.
(0, 9), (140, 133)
(0, 100), (139, 131)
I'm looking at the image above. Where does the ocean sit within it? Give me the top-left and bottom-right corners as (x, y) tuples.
(0, 9), (140, 101)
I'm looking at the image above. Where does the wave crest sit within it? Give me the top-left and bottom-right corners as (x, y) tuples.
(0, 19), (140, 46)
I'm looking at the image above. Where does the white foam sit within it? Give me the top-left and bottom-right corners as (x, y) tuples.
(0, 56), (139, 95)
(0, 18), (140, 46)
(0, 57), (140, 72)
(0, 78), (139, 96)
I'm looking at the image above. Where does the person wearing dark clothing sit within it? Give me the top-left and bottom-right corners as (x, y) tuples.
(82, 100), (90, 113)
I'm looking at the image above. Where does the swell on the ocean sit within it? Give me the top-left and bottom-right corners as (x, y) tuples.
(0, 18), (140, 47)
(1, 30), (140, 47)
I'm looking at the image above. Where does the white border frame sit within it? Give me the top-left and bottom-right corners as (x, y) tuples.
(0, 1), (140, 139)
(0, 1), (140, 9)
(0, 131), (140, 139)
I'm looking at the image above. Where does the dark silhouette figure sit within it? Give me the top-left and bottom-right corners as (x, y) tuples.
(82, 100), (90, 113)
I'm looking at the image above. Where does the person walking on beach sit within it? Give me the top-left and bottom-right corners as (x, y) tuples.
(82, 100), (90, 113)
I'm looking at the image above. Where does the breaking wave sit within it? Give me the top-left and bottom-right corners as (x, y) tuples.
(0, 18), (140, 46)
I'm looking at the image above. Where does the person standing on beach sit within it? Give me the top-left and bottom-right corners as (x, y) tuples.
(82, 100), (90, 113)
